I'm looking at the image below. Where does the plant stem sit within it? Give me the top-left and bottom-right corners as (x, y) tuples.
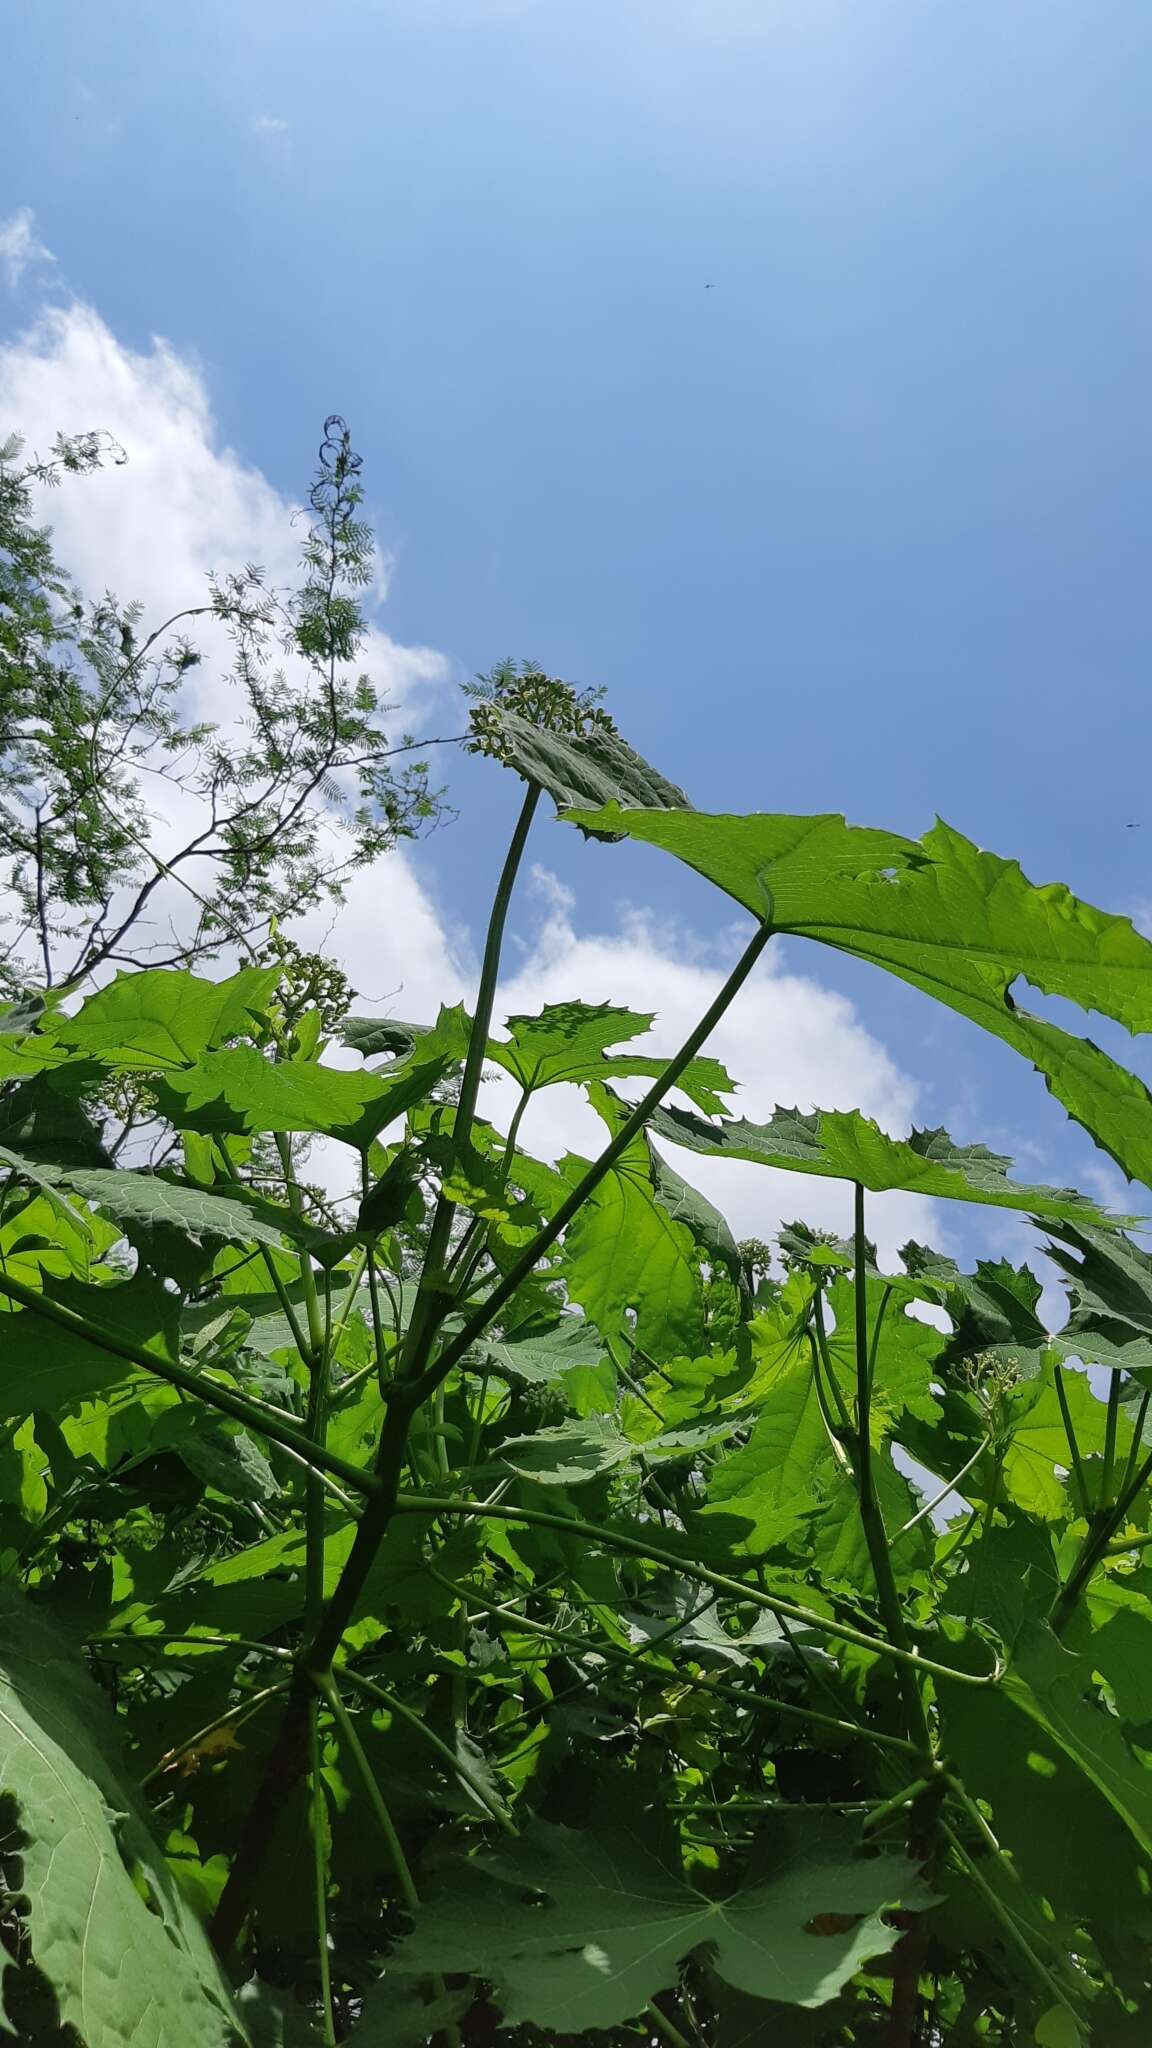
(308, 1697), (337, 2048)
(414, 918), (776, 1401)
(1054, 1365), (1091, 1517)
(811, 1287), (854, 1436)
(341, 1665), (516, 1830)
(1050, 1443), (1152, 1633)
(1106, 1527), (1152, 1557)
(850, 1185), (934, 1753)
(1101, 1368), (1122, 1506)
(645, 2000), (694, 2048)
(400, 779), (541, 1389)
(317, 1675), (462, 2048)
(141, 1679), (289, 1788)
(940, 1818), (1082, 2022)
(403, 1491), (1000, 1687)
(862, 1776), (934, 1835)
(431, 1568), (918, 1750)
(1117, 1385), (1151, 1501)
(0, 1267), (378, 1497)
(316, 1672), (419, 1908)
(894, 1439), (992, 1543)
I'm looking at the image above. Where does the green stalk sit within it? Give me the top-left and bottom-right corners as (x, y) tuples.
(302, 915), (779, 1693)
(141, 1679), (289, 1789)
(1117, 1386), (1151, 1502)
(214, 1136), (311, 1359)
(1054, 1365), (1091, 1516)
(0, 1266), (378, 1497)
(850, 1184), (933, 1753)
(436, 1575), (916, 1751)
(417, 1511), (991, 1687)
(400, 780), (541, 1388)
(1051, 1443), (1152, 1634)
(1101, 1369), (1122, 1507)
(807, 1332), (856, 1475)
(315, 1673), (419, 1908)
(211, 782), (543, 1953)
(304, 1338), (333, 1627)
(308, 1698), (337, 2048)
(940, 1819), (1083, 2023)
(412, 918), (776, 1402)
(1106, 1527), (1152, 1558)
(861, 1775), (934, 1835)
(316, 1675), (461, 2048)
(934, 1504), (981, 1570)
(91, 1631), (294, 1663)
(811, 1287), (854, 1438)
(894, 1439), (992, 1544)
(341, 1666), (515, 1831)
(645, 2001), (695, 2048)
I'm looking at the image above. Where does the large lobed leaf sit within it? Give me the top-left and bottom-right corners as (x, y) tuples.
(0, 1145), (289, 1248)
(391, 1810), (926, 2030)
(488, 999), (734, 1113)
(563, 807), (1152, 1185)
(0, 1591), (242, 2045)
(649, 1102), (1137, 1228)
(0, 967), (279, 1078)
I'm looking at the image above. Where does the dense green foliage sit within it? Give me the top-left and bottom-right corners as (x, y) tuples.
(4, 435), (1152, 2047)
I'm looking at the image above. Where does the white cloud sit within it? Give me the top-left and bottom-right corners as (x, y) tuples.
(0, 209), (54, 290)
(0, 296), (935, 1262)
(0, 302), (452, 989)
(0, 304), (444, 724)
(251, 114), (291, 162)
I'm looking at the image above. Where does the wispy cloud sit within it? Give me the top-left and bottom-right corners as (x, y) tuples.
(0, 209), (54, 290)
(251, 113), (291, 160)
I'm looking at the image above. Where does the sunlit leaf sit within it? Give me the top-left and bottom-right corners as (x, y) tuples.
(649, 1101), (1136, 1227)
(0, 1591), (242, 2046)
(563, 808), (1152, 1184)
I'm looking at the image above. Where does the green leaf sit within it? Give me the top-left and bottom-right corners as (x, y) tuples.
(0, 1147), (289, 1247)
(703, 1356), (830, 1554)
(561, 1136), (705, 1357)
(0, 1272), (179, 1419)
(1000, 1363), (1120, 1521)
(339, 1017), (422, 1060)
(500, 1414), (636, 1486)
(1045, 1220), (1152, 1372)
(479, 1317), (607, 1386)
(0, 1070), (112, 1166)
(941, 1665), (1149, 1933)
(648, 1102), (1136, 1227)
(490, 1001), (734, 1113)
(647, 1137), (743, 1278)
(561, 808), (1152, 1185)
(152, 1411), (278, 1505)
(1001, 1622), (1152, 1857)
(151, 1043), (448, 1148)
(901, 1244), (1050, 1376)
(1035, 2008), (1084, 2048)
(343, 1984), (470, 2047)
(391, 1811), (925, 2029)
(356, 1147), (424, 1236)
(235, 1977), (326, 2045)
(0, 1590), (242, 2046)
(43, 964), (279, 1070)
(478, 703), (691, 829)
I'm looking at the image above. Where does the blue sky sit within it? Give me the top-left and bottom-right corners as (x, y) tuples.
(2, 0), (1151, 1255)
